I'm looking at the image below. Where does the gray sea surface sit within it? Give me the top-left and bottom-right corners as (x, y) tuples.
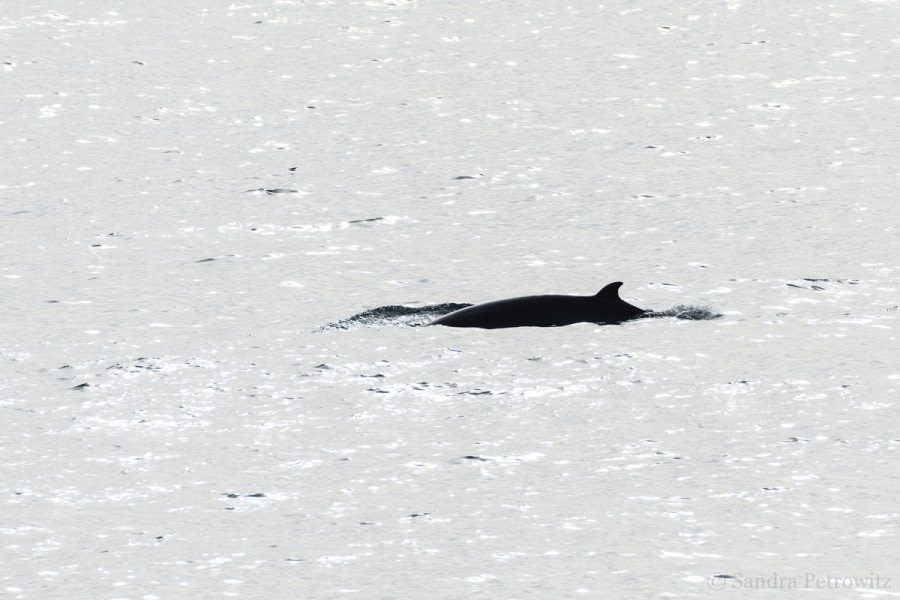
(2, 1), (899, 598)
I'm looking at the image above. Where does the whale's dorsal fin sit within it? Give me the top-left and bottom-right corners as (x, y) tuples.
(595, 282), (623, 299)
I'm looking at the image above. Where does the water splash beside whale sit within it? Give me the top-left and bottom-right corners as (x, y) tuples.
(322, 303), (473, 330)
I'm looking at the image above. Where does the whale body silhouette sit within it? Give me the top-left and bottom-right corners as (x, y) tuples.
(429, 282), (647, 329)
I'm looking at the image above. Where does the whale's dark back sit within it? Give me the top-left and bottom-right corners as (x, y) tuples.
(429, 282), (646, 329)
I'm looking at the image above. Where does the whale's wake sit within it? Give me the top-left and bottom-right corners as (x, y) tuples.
(647, 303), (722, 321)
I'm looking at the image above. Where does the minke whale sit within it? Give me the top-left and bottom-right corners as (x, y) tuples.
(429, 282), (648, 329)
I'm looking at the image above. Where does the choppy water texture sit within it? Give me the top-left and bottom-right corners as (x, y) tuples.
(2, 0), (899, 598)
